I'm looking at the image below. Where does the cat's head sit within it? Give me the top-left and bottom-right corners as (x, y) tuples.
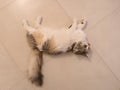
(72, 28), (91, 56)
(72, 41), (90, 55)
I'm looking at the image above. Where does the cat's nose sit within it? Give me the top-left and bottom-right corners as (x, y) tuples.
(84, 45), (87, 48)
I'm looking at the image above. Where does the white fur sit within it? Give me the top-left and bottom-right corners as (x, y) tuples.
(23, 17), (88, 53)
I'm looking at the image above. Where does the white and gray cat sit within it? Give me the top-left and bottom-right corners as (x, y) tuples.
(22, 16), (90, 86)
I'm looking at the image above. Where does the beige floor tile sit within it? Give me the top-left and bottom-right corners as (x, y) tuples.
(57, 0), (120, 29)
(9, 78), (35, 90)
(0, 0), (15, 9)
(0, 43), (24, 90)
(86, 8), (120, 81)
(0, 0), (71, 73)
(33, 48), (119, 90)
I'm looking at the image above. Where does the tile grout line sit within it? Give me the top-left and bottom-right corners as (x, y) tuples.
(0, 40), (27, 77)
(0, 0), (17, 10)
(57, 0), (120, 32)
(86, 6), (120, 82)
(3, 44), (34, 90)
(0, 41), (27, 90)
(8, 78), (36, 90)
(9, 77), (26, 90)
(92, 45), (120, 82)
(56, 0), (120, 31)
(87, 6), (120, 31)
(56, 0), (72, 20)
(0, 0), (38, 89)
(0, 40), (34, 90)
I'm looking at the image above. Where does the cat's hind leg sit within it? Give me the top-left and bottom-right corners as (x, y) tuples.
(28, 50), (43, 86)
(35, 16), (43, 28)
(22, 19), (36, 34)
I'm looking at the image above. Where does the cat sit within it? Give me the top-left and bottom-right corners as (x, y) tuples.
(22, 16), (90, 86)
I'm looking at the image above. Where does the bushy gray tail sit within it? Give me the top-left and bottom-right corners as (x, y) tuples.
(26, 33), (43, 86)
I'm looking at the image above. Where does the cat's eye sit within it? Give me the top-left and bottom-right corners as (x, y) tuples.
(81, 21), (84, 24)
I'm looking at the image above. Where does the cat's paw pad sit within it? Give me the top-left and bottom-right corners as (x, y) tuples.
(79, 18), (87, 25)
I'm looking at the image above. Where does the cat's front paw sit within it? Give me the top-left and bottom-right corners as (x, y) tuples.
(77, 18), (87, 30)
(79, 18), (87, 25)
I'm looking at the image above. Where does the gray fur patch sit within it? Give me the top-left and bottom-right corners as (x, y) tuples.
(26, 32), (44, 86)
(26, 32), (38, 51)
(42, 40), (50, 51)
(67, 42), (76, 52)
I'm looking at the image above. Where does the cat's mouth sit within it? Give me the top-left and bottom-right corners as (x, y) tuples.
(74, 50), (87, 54)
(74, 51), (89, 57)
(73, 46), (90, 56)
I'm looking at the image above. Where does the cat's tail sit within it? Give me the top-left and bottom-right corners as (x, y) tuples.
(26, 33), (43, 86)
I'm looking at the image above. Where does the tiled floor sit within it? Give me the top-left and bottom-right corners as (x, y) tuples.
(0, 0), (120, 90)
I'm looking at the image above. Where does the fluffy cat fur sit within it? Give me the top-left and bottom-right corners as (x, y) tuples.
(22, 16), (90, 86)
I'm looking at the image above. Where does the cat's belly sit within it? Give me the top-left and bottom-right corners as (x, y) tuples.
(51, 32), (72, 53)
(43, 36), (72, 53)
(42, 38), (71, 54)
(39, 27), (72, 53)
